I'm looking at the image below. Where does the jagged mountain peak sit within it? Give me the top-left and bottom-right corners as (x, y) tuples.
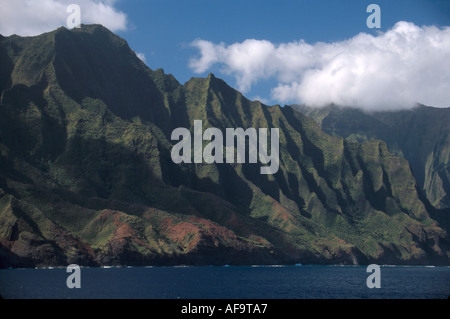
(292, 103), (450, 209)
(1, 25), (449, 268)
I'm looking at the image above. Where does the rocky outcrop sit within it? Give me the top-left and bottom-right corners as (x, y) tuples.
(0, 25), (448, 268)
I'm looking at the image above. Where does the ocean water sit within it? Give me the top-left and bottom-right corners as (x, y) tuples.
(0, 265), (449, 299)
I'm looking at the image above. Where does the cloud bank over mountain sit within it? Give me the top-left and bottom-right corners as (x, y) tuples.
(0, 0), (127, 36)
(190, 21), (450, 110)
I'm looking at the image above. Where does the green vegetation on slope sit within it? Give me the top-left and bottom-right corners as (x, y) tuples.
(0, 25), (448, 267)
(293, 104), (450, 209)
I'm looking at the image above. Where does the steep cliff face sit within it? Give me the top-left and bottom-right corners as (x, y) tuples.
(293, 104), (450, 210)
(0, 25), (448, 267)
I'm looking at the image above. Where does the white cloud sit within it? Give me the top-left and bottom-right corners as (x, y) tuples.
(135, 52), (146, 63)
(0, 0), (128, 36)
(251, 96), (271, 105)
(189, 22), (450, 110)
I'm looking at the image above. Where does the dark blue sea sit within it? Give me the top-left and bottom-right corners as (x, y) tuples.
(0, 265), (449, 299)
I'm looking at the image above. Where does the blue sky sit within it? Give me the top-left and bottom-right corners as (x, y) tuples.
(113, 0), (450, 95)
(1, 0), (450, 108)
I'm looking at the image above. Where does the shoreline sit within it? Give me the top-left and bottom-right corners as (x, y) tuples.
(1, 264), (449, 270)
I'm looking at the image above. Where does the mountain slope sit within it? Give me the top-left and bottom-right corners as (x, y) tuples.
(293, 104), (450, 210)
(0, 25), (448, 267)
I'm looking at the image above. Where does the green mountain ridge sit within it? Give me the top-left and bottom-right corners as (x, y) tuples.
(0, 25), (448, 267)
(292, 104), (450, 210)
